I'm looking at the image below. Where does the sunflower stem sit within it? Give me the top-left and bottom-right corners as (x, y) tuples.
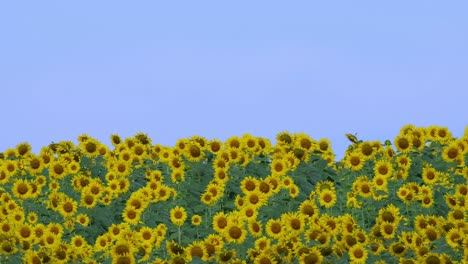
(178, 225), (181, 244)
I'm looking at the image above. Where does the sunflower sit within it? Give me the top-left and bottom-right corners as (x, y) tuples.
(27, 155), (44, 175)
(185, 143), (204, 162)
(271, 159), (287, 176)
(318, 189), (337, 208)
(242, 134), (258, 152)
(67, 161), (80, 175)
(298, 246), (323, 264)
(49, 161), (68, 179)
(357, 142), (375, 159)
(442, 142), (461, 163)
(345, 152), (365, 171)
(378, 204), (401, 224)
(374, 159), (393, 178)
(170, 206), (187, 226)
(185, 241), (208, 262)
(421, 165), (439, 185)
(207, 139), (222, 154)
(348, 243), (368, 264)
(288, 184), (300, 199)
(214, 168), (229, 183)
(223, 222), (247, 244)
(112, 240), (136, 260)
(16, 223), (34, 242)
(372, 174), (388, 192)
(80, 191), (98, 209)
(248, 220), (263, 238)
(246, 190), (268, 208)
(191, 214), (202, 226)
(445, 228), (463, 249)
(240, 205), (258, 220)
(122, 207), (141, 225)
(281, 212), (305, 236)
(265, 175), (281, 194)
(265, 218), (283, 239)
(111, 160), (132, 177)
(420, 194), (434, 208)
(80, 138), (101, 158)
(27, 212), (38, 224)
(12, 179), (32, 199)
(297, 200), (319, 221)
(0, 166), (11, 184)
(170, 168), (185, 184)
(253, 252), (277, 264)
(58, 197), (78, 218)
(76, 214), (90, 226)
(217, 249), (236, 263)
(418, 252), (445, 264)
(394, 135), (412, 153)
(380, 222), (397, 240)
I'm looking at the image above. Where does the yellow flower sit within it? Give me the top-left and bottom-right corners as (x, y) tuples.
(191, 214), (202, 226)
(248, 220), (262, 238)
(421, 165), (439, 185)
(394, 135), (412, 153)
(442, 142), (462, 163)
(374, 159), (393, 178)
(348, 243), (368, 263)
(58, 197), (78, 218)
(12, 179), (32, 199)
(170, 206), (187, 226)
(380, 222), (397, 240)
(122, 207), (141, 225)
(281, 212), (304, 236)
(186, 241), (208, 261)
(265, 219), (283, 239)
(299, 247), (323, 264)
(345, 152), (365, 171)
(223, 222), (247, 244)
(318, 189), (337, 208)
(271, 159), (287, 176)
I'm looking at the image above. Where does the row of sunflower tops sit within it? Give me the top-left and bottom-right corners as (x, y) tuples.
(1, 125), (468, 263)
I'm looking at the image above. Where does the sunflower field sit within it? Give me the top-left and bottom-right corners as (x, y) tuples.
(1, 125), (468, 263)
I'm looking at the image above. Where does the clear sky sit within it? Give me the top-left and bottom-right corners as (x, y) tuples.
(1, 1), (467, 160)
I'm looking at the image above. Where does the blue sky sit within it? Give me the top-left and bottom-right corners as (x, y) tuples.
(1, 1), (467, 159)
